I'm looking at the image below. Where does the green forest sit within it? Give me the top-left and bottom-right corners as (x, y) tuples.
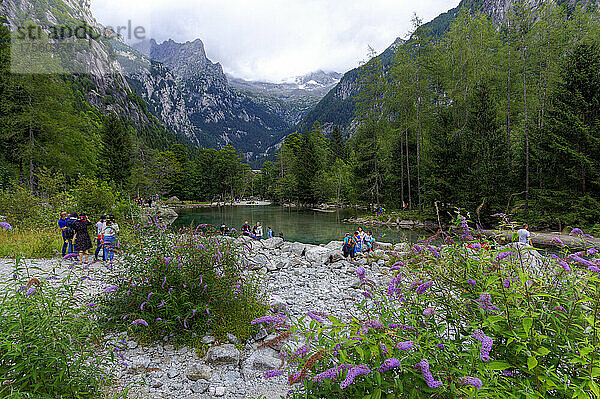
(1, 1), (599, 230)
(255, 3), (600, 229)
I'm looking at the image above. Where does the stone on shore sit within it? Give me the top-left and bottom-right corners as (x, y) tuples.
(204, 344), (240, 367)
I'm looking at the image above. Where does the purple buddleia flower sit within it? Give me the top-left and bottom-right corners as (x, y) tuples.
(307, 311), (324, 323)
(587, 265), (600, 274)
(460, 216), (473, 240)
(416, 281), (433, 295)
(147, 292), (154, 301)
(378, 358), (401, 373)
(158, 300), (165, 308)
(397, 341), (417, 351)
(476, 293), (500, 313)
(569, 254), (594, 267)
(496, 251), (514, 262)
(423, 307), (435, 316)
(458, 376), (483, 390)
(380, 343), (388, 356)
(131, 319), (149, 327)
(437, 343), (445, 350)
(26, 287), (36, 296)
(340, 365), (371, 389)
(427, 246), (440, 258)
(356, 266), (366, 281)
(251, 315), (286, 325)
(313, 366), (341, 382)
(387, 274), (403, 299)
(588, 248), (598, 256)
(415, 359), (442, 389)
(554, 305), (567, 312)
(570, 228), (584, 236)
(551, 237), (565, 247)
(0, 222), (12, 230)
(501, 370), (515, 377)
(471, 242), (482, 250)
(291, 345), (310, 359)
(63, 253), (78, 260)
(467, 279), (477, 286)
(264, 369), (283, 379)
(364, 319), (385, 330)
(503, 279), (511, 288)
(472, 330), (493, 362)
(558, 261), (571, 273)
(140, 302), (147, 311)
(161, 277), (167, 289)
(104, 285), (118, 293)
(156, 318), (163, 322)
(413, 244), (423, 253)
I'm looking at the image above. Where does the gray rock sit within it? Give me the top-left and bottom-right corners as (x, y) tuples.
(214, 386), (226, 397)
(263, 237), (284, 249)
(201, 335), (215, 345)
(373, 242), (394, 251)
(190, 381), (209, 393)
(204, 344), (240, 366)
(254, 325), (268, 341)
(289, 242), (306, 256)
(227, 333), (239, 344)
(186, 364), (213, 381)
(305, 246), (334, 264)
(127, 340), (138, 349)
(325, 240), (344, 250)
(270, 295), (288, 313)
(242, 348), (282, 379)
(167, 368), (181, 378)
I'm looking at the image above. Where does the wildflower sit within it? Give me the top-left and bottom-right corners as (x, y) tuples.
(0, 222), (12, 230)
(496, 251), (514, 262)
(554, 305), (567, 312)
(503, 279), (511, 288)
(423, 307), (435, 317)
(264, 369), (283, 379)
(458, 376), (483, 390)
(291, 345), (310, 359)
(387, 274), (403, 299)
(356, 266), (366, 280)
(62, 253), (78, 260)
(147, 292), (154, 301)
(397, 341), (417, 351)
(427, 245), (440, 258)
(364, 319), (385, 330)
(437, 343), (445, 350)
(392, 261), (405, 268)
(471, 242), (482, 250)
(416, 281), (433, 295)
(86, 303), (97, 307)
(587, 265), (600, 274)
(156, 318), (163, 322)
(140, 302), (147, 311)
(158, 300), (165, 308)
(415, 359), (442, 389)
(314, 366), (342, 382)
(472, 330), (493, 362)
(340, 365), (371, 389)
(413, 244), (423, 253)
(551, 237), (565, 247)
(380, 343), (388, 356)
(467, 279), (477, 286)
(501, 370), (515, 377)
(26, 287), (36, 296)
(558, 261), (571, 273)
(588, 248), (599, 256)
(476, 293), (500, 313)
(251, 315), (286, 325)
(104, 285), (118, 293)
(378, 358), (401, 373)
(161, 277), (167, 288)
(570, 228), (584, 236)
(131, 319), (149, 327)
(569, 254), (594, 267)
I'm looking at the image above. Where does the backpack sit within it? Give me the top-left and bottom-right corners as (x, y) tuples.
(64, 226), (75, 239)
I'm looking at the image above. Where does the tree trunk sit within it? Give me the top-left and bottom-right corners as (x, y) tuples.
(405, 121), (412, 210)
(522, 46), (530, 216)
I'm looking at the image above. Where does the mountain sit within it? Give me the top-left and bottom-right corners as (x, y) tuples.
(228, 70), (341, 125)
(296, 0), (599, 138)
(127, 38), (296, 163)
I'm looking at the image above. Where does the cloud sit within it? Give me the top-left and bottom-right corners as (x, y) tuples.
(91, 0), (459, 81)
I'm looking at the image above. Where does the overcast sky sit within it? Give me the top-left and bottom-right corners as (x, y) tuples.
(91, 0), (459, 82)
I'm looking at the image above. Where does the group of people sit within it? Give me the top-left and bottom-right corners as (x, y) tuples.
(134, 194), (159, 208)
(58, 212), (120, 263)
(342, 227), (376, 261)
(239, 221), (283, 240)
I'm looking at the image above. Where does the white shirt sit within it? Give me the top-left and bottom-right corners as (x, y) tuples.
(517, 228), (531, 244)
(256, 226), (263, 237)
(96, 221), (105, 235)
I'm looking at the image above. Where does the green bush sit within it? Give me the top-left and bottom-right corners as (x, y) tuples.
(264, 229), (600, 398)
(0, 228), (63, 258)
(100, 220), (267, 344)
(0, 259), (114, 398)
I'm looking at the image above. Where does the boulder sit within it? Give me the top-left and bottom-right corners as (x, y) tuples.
(270, 295), (289, 313)
(250, 254), (270, 270)
(263, 237), (284, 249)
(289, 242), (306, 257)
(325, 240), (344, 250)
(373, 241), (394, 251)
(166, 196), (180, 203)
(204, 344), (240, 366)
(186, 364), (213, 381)
(330, 252), (345, 263)
(305, 246), (334, 264)
(241, 348), (282, 379)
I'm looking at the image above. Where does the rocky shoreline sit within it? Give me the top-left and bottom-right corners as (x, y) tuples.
(343, 216), (443, 231)
(1, 235), (552, 399)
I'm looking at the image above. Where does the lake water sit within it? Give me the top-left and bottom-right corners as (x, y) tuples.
(172, 205), (427, 245)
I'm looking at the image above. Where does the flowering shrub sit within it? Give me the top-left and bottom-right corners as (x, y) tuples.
(0, 259), (114, 397)
(260, 229), (600, 398)
(100, 220), (267, 343)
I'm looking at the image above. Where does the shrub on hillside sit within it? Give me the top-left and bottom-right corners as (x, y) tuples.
(260, 229), (600, 398)
(100, 220), (267, 343)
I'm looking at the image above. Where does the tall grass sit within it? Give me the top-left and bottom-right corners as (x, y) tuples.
(0, 228), (63, 259)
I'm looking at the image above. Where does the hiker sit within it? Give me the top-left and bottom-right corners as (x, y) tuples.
(279, 232), (284, 239)
(73, 213), (93, 264)
(102, 216), (120, 262)
(342, 233), (357, 261)
(357, 227), (366, 252)
(517, 223), (532, 246)
(58, 211), (74, 257)
(94, 215), (106, 262)
(241, 221), (251, 236)
(255, 222), (263, 239)
(266, 226), (273, 239)
(353, 231), (362, 257)
(364, 231), (375, 253)
(220, 223), (229, 235)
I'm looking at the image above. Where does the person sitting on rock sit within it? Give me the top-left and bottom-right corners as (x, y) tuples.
(241, 221), (251, 236)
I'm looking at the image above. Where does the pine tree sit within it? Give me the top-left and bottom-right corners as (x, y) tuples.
(330, 126), (347, 161)
(100, 115), (133, 189)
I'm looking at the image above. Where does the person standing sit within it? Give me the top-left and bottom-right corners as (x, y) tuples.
(342, 233), (357, 262)
(517, 223), (532, 246)
(266, 227), (273, 239)
(357, 227), (366, 253)
(73, 213), (93, 263)
(255, 222), (263, 239)
(94, 215), (106, 262)
(58, 212), (74, 257)
(102, 216), (120, 262)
